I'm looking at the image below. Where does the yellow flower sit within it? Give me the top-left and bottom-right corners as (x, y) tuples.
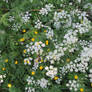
(22, 29), (26, 33)
(46, 40), (48, 45)
(27, 60), (30, 64)
(80, 88), (84, 92)
(41, 59), (43, 62)
(5, 59), (8, 63)
(31, 38), (35, 42)
(19, 38), (25, 42)
(31, 71), (35, 75)
(54, 76), (59, 80)
(44, 30), (47, 32)
(2, 68), (6, 71)
(15, 61), (18, 64)
(24, 60), (26, 63)
(91, 83), (92, 87)
(74, 75), (78, 79)
(66, 58), (70, 62)
(8, 84), (12, 88)
(23, 49), (26, 54)
(34, 31), (38, 34)
(39, 66), (43, 70)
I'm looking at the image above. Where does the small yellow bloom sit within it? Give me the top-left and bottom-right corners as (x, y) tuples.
(34, 31), (38, 34)
(41, 59), (43, 62)
(27, 60), (30, 64)
(66, 58), (70, 62)
(74, 75), (78, 79)
(31, 38), (35, 42)
(2, 68), (6, 71)
(8, 84), (12, 88)
(22, 29), (26, 33)
(31, 71), (35, 75)
(54, 76), (59, 80)
(39, 66), (43, 70)
(23, 49), (26, 54)
(5, 59), (8, 63)
(15, 61), (18, 64)
(80, 88), (84, 92)
(46, 40), (48, 45)
(44, 30), (47, 32)
(91, 83), (92, 87)
(19, 38), (25, 42)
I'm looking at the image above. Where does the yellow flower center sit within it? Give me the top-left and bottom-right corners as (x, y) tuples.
(2, 68), (6, 71)
(54, 76), (59, 80)
(15, 61), (18, 64)
(24, 60), (26, 63)
(31, 71), (35, 75)
(39, 66), (43, 70)
(22, 29), (26, 33)
(74, 75), (78, 79)
(66, 58), (70, 62)
(41, 59), (43, 62)
(27, 60), (30, 64)
(91, 83), (92, 87)
(31, 38), (35, 42)
(34, 31), (38, 34)
(46, 40), (48, 45)
(5, 59), (8, 63)
(80, 88), (84, 92)
(44, 30), (47, 32)
(8, 84), (12, 88)
(23, 49), (26, 53)
(19, 38), (25, 42)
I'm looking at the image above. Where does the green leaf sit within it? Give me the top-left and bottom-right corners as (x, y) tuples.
(9, 86), (21, 92)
